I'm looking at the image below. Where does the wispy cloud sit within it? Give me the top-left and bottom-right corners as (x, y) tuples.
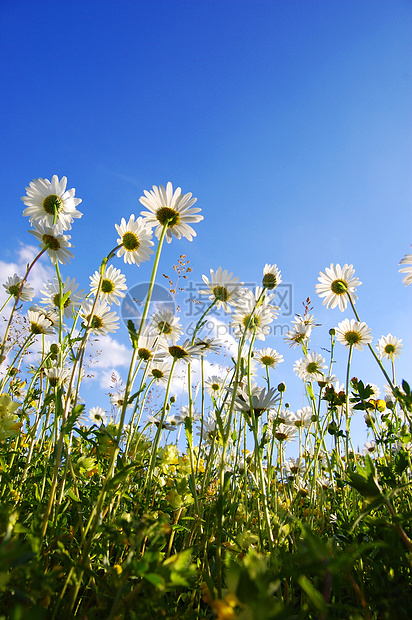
(0, 243), (54, 308)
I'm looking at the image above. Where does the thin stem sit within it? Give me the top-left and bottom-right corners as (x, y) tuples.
(0, 247), (47, 362)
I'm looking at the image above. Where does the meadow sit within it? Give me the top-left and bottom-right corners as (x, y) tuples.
(0, 176), (412, 619)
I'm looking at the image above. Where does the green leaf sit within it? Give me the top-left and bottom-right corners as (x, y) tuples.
(127, 319), (139, 349)
(144, 572), (165, 589)
(106, 463), (141, 489)
(347, 455), (383, 501)
(298, 575), (328, 615)
(66, 488), (81, 503)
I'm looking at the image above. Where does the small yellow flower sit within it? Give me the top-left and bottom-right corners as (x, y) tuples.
(113, 564), (123, 576)
(211, 594), (238, 620)
(0, 395), (22, 441)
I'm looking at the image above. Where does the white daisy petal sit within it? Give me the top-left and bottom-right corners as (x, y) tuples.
(139, 182), (203, 243)
(315, 263), (361, 311)
(21, 175), (82, 233)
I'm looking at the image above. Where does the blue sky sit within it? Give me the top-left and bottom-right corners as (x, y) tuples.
(1, 0), (411, 444)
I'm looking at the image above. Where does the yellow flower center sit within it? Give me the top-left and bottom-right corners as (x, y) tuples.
(212, 286), (229, 302)
(42, 234), (61, 251)
(168, 345), (188, 359)
(101, 279), (115, 294)
(262, 273), (277, 289)
(90, 315), (104, 330)
(261, 355), (275, 366)
(158, 321), (172, 335)
(30, 322), (47, 335)
(152, 368), (164, 379)
(8, 284), (20, 296)
(138, 347), (152, 361)
(306, 362), (319, 374)
(156, 207), (180, 227)
(344, 330), (361, 345)
(43, 194), (64, 215)
(53, 293), (71, 309)
(331, 279), (348, 295)
(122, 232), (140, 251)
(294, 420), (306, 428)
(242, 314), (260, 330)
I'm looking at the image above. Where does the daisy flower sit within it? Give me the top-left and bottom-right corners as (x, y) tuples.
(27, 309), (55, 336)
(197, 415), (220, 446)
(335, 318), (372, 351)
(284, 322), (312, 348)
(290, 407), (313, 429)
(231, 288), (277, 341)
(317, 476), (333, 490)
(294, 352), (327, 382)
(147, 414), (176, 431)
(195, 337), (222, 353)
(29, 304), (60, 329)
(292, 313), (318, 330)
(294, 476), (311, 496)
(29, 222), (74, 265)
(173, 405), (201, 425)
(205, 375), (225, 398)
(268, 407), (295, 426)
(362, 440), (377, 456)
(136, 328), (164, 362)
(377, 334), (403, 360)
(88, 406), (108, 426)
(149, 309), (183, 343)
(317, 374), (338, 388)
(3, 274), (34, 302)
(21, 175), (82, 234)
(40, 276), (84, 318)
(284, 457), (306, 478)
(110, 390), (131, 412)
(366, 383), (381, 399)
(262, 264), (282, 290)
(149, 360), (172, 385)
(115, 215), (154, 265)
(255, 347), (284, 369)
(234, 385), (280, 419)
(315, 263), (361, 311)
(199, 267), (244, 313)
(81, 299), (119, 335)
(399, 246), (412, 286)
(164, 339), (206, 364)
(90, 265), (127, 306)
(45, 366), (71, 388)
(274, 423), (298, 443)
(139, 182), (203, 243)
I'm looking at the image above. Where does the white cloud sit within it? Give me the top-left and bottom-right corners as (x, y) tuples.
(96, 368), (125, 391)
(0, 243), (54, 308)
(83, 335), (131, 388)
(198, 315), (238, 357)
(169, 357), (227, 397)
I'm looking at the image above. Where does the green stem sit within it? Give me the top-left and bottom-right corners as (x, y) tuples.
(345, 344), (354, 468)
(0, 247), (47, 363)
